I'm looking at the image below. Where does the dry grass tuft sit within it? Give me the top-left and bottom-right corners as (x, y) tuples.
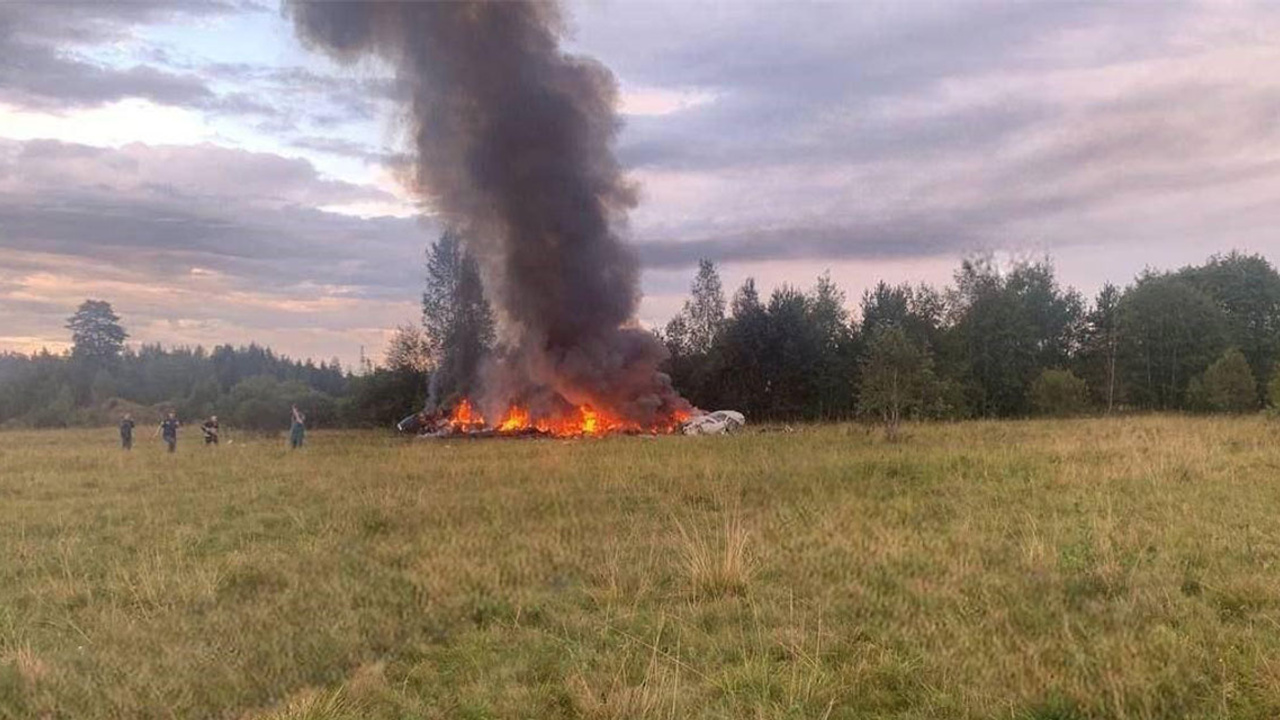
(3, 646), (50, 687)
(677, 514), (755, 599)
(250, 688), (362, 720)
(569, 619), (686, 720)
(344, 661), (388, 699)
(567, 666), (676, 720)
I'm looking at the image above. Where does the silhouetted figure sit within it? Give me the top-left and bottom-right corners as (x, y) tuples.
(201, 415), (220, 445)
(119, 413), (135, 450)
(289, 405), (306, 449)
(158, 412), (180, 453)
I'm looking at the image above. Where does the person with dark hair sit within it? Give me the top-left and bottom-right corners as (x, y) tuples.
(289, 405), (306, 449)
(158, 412), (180, 453)
(119, 413), (135, 450)
(201, 415), (220, 445)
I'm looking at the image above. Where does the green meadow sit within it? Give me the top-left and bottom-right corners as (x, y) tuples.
(3, 417), (1280, 719)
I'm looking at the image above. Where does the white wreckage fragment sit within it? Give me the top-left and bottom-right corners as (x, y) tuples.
(681, 410), (746, 436)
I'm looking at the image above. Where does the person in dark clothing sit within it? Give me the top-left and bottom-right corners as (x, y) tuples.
(119, 413), (135, 450)
(201, 415), (220, 445)
(158, 412), (180, 453)
(289, 405), (306, 449)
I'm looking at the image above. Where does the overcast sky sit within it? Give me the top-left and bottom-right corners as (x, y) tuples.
(4, 0), (1280, 367)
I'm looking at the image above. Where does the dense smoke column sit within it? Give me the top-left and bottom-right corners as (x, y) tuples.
(288, 1), (688, 423)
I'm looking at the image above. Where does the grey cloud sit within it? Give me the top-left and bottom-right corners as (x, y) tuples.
(579, 2), (1187, 107)
(0, 294), (71, 324)
(3, 2), (250, 44)
(0, 2), (247, 111)
(0, 1), (299, 119)
(637, 222), (980, 269)
(627, 71), (1280, 271)
(204, 64), (400, 102)
(192, 62), (399, 128)
(9, 7), (402, 125)
(633, 142), (1280, 272)
(0, 139), (434, 301)
(618, 98), (1049, 171)
(561, 1), (1280, 272)
(211, 91), (280, 118)
(1, 198), (428, 300)
(0, 52), (215, 110)
(5, 139), (396, 208)
(289, 136), (387, 163)
(595, 2), (1193, 174)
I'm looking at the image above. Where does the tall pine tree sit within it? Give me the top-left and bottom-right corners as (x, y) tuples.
(422, 230), (495, 408)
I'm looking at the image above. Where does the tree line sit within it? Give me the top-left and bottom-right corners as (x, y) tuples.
(660, 251), (1280, 427)
(4, 242), (1279, 430)
(0, 232), (489, 430)
(0, 304), (352, 430)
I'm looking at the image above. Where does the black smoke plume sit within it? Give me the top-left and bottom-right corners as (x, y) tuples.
(287, 1), (689, 424)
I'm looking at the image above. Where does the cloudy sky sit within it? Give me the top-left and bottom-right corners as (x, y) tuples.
(4, 1), (1280, 367)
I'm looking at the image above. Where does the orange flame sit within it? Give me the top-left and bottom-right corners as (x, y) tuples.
(498, 405), (530, 432)
(444, 398), (690, 437)
(448, 398), (485, 430)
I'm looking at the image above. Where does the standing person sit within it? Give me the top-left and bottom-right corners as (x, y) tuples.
(201, 415), (220, 445)
(119, 413), (135, 450)
(158, 412), (180, 453)
(289, 404), (306, 449)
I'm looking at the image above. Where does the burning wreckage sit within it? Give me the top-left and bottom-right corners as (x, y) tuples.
(397, 402), (745, 439)
(289, 2), (744, 439)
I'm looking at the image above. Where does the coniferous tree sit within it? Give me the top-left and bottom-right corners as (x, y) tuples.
(809, 272), (858, 417)
(860, 281), (912, 335)
(661, 260), (727, 408)
(422, 229), (496, 407)
(1077, 283), (1122, 413)
(761, 285), (823, 418)
(66, 300), (128, 364)
(709, 278), (770, 416)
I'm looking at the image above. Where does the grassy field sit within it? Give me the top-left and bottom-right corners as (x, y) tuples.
(3, 417), (1280, 719)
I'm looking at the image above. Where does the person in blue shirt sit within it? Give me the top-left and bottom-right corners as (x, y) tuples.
(158, 412), (180, 453)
